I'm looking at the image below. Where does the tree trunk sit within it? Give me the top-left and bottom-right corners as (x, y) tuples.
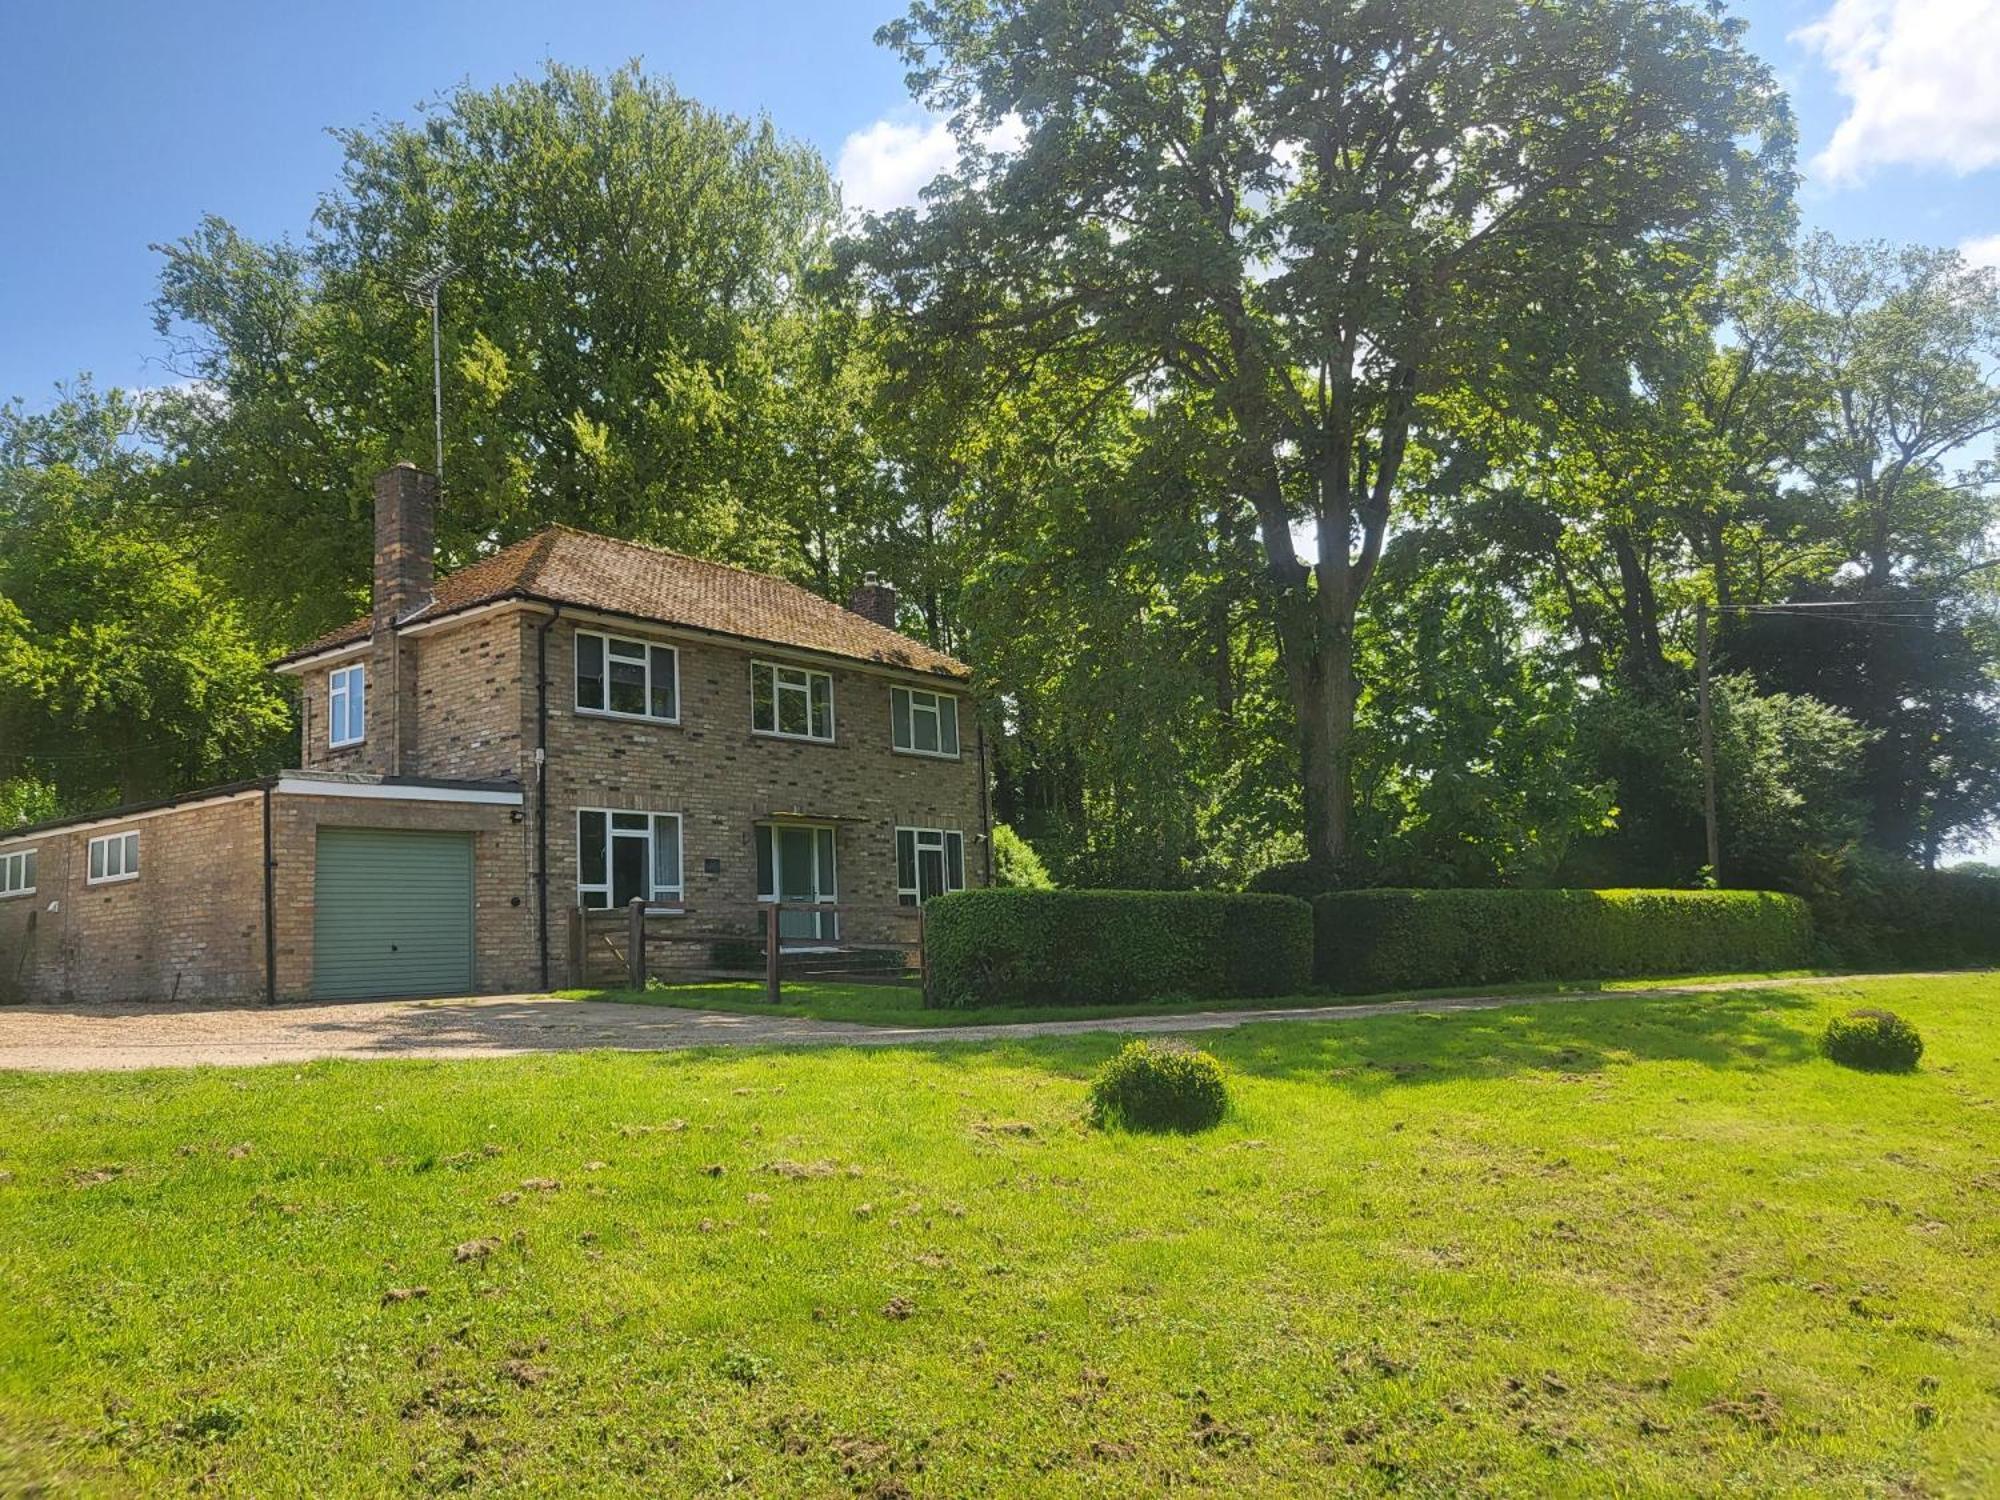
(1278, 607), (1355, 869)
(1611, 527), (1667, 681)
(1210, 590), (1235, 720)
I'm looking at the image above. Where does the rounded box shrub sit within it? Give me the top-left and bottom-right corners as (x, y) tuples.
(1821, 1009), (1924, 1073)
(1086, 1040), (1229, 1133)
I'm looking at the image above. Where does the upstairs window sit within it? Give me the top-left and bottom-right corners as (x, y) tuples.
(88, 830), (139, 885)
(892, 686), (960, 758)
(896, 827), (965, 906)
(327, 664), (366, 747)
(0, 848), (34, 898)
(576, 630), (678, 722)
(576, 809), (682, 909)
(751, 661), (833, 742)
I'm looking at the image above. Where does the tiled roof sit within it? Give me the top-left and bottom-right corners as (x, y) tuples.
(276, 526), (969, 679)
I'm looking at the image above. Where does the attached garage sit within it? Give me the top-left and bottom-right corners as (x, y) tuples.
(313, 827), (475, 999)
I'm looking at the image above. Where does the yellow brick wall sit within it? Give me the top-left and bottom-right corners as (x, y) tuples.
(0, 796), (266, 1004)
(25, 604), (988, 1003)
(292, 607), (986, 969)
(537, 618), (988, 951)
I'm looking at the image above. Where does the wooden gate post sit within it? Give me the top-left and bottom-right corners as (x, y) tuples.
(918, 903), (931, 1008)
(627, 898), (646, 990)
(764, 902), (781, 1005)
(566, 906), (585, 989)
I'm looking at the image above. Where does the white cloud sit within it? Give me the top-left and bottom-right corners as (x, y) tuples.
(836, 116), (961, 216)
(1961, 232), (2000, 270)
(835, 111), (1029, 217)
(1794, 0), (2000, 185)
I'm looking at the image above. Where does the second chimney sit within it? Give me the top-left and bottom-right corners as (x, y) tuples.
(847, 570), (898, 630)
(373, 462), (437, 628)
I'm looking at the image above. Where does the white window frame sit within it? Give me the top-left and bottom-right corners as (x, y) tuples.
(327, 663), (366, 748)
(0, 847), (35, 899)
(87, 830), (140, 886)
(896, 826), (966, 907)
(751, 660), (834, 743)
(575, 808), (683, 910)
(574, 629), (681, 725)
(891, 686), (961, 759)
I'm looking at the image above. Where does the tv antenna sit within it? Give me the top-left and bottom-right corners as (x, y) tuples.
(403, 257), (459, 489)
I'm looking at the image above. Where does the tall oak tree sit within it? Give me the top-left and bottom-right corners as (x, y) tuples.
(852, 0), (1793, 865)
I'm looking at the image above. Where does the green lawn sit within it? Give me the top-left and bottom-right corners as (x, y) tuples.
(559, 968), (1828, 1027)
(3, 974), (1997, 1495)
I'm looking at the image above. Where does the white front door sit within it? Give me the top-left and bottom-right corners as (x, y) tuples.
(759, 823), (837, 941)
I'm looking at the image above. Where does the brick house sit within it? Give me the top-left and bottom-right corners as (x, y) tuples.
(0, 465), (987, 1004)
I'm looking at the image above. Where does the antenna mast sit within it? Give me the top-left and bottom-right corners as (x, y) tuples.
(403, 258), (458, 489)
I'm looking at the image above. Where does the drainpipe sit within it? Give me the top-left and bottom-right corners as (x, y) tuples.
(534, 605), (562, 989)
(261, 782), (278, 1004)
(977, 711), (994, 887)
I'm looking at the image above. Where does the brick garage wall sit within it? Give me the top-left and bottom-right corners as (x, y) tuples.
(537, 617), (988, 951)
(0, 795), (266, 1005)
(268, 792), (538, 1000)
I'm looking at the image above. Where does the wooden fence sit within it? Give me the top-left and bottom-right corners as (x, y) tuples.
(566, 900), (928, 1004)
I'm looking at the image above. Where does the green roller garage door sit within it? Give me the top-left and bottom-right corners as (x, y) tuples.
(314, 828), (474, 999)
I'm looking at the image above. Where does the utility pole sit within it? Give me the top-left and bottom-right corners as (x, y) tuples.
(1697, 600), (1721, 884)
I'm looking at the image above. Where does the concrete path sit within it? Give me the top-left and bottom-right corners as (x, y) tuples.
(0, 972), (1941, 1073)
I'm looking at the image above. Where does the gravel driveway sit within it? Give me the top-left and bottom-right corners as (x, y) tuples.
(0, 974), (1902, 1072)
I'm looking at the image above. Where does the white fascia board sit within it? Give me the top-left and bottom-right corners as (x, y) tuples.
(275, 777), (524, 807)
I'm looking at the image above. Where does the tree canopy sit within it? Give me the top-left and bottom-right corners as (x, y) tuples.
(1, 46), (1995, 889)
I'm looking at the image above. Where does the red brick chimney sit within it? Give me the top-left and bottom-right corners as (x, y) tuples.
(367, 463), (437, 775)
(847, 570), (898, 630)
(373, 462), (437, 627)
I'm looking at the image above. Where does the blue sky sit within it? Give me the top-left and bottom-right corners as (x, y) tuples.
(3, 0), (1997, 404)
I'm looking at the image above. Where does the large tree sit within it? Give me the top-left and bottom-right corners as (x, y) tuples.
(851, 0), (1793, 868)
(1786, 235), (2000, 588)
(0, 386), (291, 813)
(149, 63), (849, 643)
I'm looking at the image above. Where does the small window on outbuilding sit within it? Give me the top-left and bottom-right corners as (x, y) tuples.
(0, 847), (34, 898)
(87, 830), (139, 885)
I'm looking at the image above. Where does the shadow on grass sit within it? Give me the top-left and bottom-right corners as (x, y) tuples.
(909, 986), (1829, 1097)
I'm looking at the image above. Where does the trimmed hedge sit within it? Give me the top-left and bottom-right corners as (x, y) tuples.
(1313, 887), (1814, 994)
(923, 889), (1313, 1009)
(1812, 862), (2000, 969)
